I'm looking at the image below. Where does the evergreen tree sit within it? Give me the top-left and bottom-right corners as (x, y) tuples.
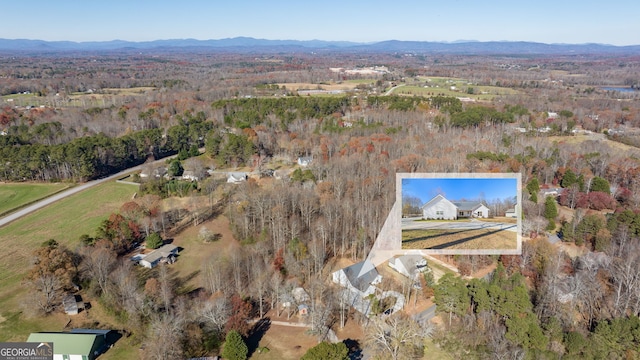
(544, 196), (558, 220)
(221, 330), (248, 360)
(526, 178), (540, 203)
(434, 273), (468, 326)
(561, 168), (577, 188)
(146, 232), (163, 249)
(590, 176), (610, 194)
(301, 342), (349, 360)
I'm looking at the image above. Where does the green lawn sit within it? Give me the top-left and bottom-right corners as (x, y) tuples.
(0, 181), (137, 341)
(0, 183), (71, 217)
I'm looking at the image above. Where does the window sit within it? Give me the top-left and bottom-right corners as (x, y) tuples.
(436, 211), (444, 215)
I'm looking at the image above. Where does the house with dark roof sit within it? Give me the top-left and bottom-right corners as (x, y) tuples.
(421, 194), (489, 220)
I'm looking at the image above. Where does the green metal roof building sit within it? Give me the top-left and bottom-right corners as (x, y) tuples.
(27, 331), (107, 360)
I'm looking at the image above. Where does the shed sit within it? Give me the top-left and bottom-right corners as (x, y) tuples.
(63, 294), (84, 315)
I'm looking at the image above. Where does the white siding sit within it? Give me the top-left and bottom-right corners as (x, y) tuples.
(423, 198), (457, 220)
(475, 204), (490, 218)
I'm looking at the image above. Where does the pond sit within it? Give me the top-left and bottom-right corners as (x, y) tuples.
(602, 87), (637, 93)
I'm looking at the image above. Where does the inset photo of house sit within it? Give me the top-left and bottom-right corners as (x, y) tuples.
(399, 173), (521, 254)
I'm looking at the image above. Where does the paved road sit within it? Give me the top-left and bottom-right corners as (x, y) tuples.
(0, 147), (210, 229)
(0, 165), (146, 228)
(402, 218), (517, 233)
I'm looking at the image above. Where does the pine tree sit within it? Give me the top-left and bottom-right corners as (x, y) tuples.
(221, 330), (248, 360)
(544, 196), (558, 220)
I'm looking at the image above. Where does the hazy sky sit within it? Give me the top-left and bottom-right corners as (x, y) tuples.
(2, 1), (639, 45)
(402, 178), (517, 204)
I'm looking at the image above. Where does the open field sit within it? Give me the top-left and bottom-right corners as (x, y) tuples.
(2, 87), (156, 108)
(276, 82), (364, 91)
(0, 181), (137, 342)
(0, 182), (70, 217)
(170, 211), (240, 292)
(393, 83), (520, 100)
(248, 321), (318, 360)
(547, 134), (640, 155)
(402, 228), (517, 250)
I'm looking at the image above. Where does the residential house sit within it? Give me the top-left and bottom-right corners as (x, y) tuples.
(421, 194), (490, 220)
(388, 255), (429, 280)
(227, 172), (247, 184)
(182, 170), (199, 181)
(139, 244), (179, 269)
(297, 156), (313, 167)
(333, 260), (383, 317)
(140, 166), (167, 179)
(541, 188), (561, 198)
(27, 329), (111, 360)
(332, 260), (382, 297)
(505, 209), (517, 218)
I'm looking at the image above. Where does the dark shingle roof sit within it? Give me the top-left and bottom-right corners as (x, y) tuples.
(342, 261), (379, 292)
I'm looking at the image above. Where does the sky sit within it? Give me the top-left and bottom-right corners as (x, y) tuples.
(402, 177), (517, 205)
(2, 1), (639, 46)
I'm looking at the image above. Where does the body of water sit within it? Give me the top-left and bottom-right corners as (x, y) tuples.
(602, 87), (637, 93)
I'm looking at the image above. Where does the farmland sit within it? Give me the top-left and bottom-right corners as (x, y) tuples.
(0, 181), (136, 341)
(0, 182), (70, 216)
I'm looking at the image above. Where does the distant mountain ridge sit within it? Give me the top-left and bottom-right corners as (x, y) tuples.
(1, 37), (639, 55)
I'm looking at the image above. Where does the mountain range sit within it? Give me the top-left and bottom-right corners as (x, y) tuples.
(1, 37), (639, 55)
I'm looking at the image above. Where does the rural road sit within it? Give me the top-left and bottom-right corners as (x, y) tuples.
(384, 84), (405, 96)
(0, 147), (210, 228)
(0, 164), (146, 228)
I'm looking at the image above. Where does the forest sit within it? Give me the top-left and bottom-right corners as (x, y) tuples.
(2, 49), (640, 359)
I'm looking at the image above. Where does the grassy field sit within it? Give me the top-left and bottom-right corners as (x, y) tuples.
(0, 183), (71, 217)
(2, 87), (156, 108)
(0, 181), (137, 342)
(391, 76), (521, 100)
(402, 228), (517, 250)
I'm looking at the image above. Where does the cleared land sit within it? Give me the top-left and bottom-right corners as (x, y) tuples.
(2, 87), (156, 107)
(402, 228), (517, 250)
(0, 183), (70, 217)
(276, 81), (368, 91)
(0, 181), (137, 342)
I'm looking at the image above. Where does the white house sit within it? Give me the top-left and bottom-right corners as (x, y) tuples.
(332, 260), (382, 297)
(227, 172), (247, 184)
(297, 156), (313, 167)
(388, 255), (428, 279)
(505, 209), (517, 218)
(181, 170), (199, 181)
(421, 194), (489, 220)
(139, 244), (179, 269)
